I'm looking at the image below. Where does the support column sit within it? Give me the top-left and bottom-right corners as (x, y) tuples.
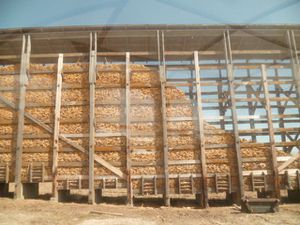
(261, 64), (280, 198)
(194, 51), (208, 208)
(159, 65), (170, 206)
(227, 64), (244, 203)
(125, 52), (133, 206)
(88, 32), (97, 204)
(14, 35), (31, 200)
(246, 61), (256, 142)
(224, 31), (244, 203)
(217, 63), (226, 130)
(52, 54), (63, 200)
(160, 31), (170, 206)
(287, 30), (300, 109)
(274, 63), (286, 151)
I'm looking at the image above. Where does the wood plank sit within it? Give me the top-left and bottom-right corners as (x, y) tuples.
(14, 35), (31, 199)
(52, 54), (63, 200)
(125, 52), (133, 205)
(194, 51), (208, 208)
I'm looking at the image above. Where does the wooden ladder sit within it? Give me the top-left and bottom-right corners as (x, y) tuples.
(28, 163), (45, 182)
(215, 174), (231, 193)
(0, 164), (9, 183)
(141, 176), (157, 195)
(251, 172), (267, 192)
(178, 175), (194, 194)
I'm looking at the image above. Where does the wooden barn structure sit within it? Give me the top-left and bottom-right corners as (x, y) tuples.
(0, 25), (300, 207)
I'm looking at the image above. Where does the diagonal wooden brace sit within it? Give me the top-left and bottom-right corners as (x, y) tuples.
(0, 95), (126, 179)
(278, 152), (300, 172)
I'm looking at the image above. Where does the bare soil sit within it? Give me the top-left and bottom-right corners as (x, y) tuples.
(0, 198), (299, 225)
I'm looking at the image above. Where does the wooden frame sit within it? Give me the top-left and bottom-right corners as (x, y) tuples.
(0, 25), (300, 204)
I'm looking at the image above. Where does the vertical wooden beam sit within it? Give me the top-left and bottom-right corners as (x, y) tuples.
(160, 31), (170, 206)
(5, 163), (9, 183)
(159, 65), (170, 206)
(52, 53), (63, 200)
(14, 35), (31, 199)
(287, 30), (300, 104)
(227, 63), (244, 202)
(224, 30), (244, 202)
(261, 64), (280, 198)
(274, 63), (286, 151)
(88, 32), (97, 204)
(217, 63), (225, 130)
(194, 51), (208, 208)
(246, 61), (256, 142)
(29, 163), (32, 183)
(125, 52), (133, 205)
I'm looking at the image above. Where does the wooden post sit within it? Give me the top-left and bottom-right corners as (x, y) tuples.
(217, 64), (226, 130)
(274, 64), (286, 151)
(29, 163), (32, 183)
(52, 53), (63, 200)
(125, 52), (133, 205)
(5, 163), (9, 183)
(194, 51), (208, 208)
(246, 61), (257, 142)
(14, 35), (31, 199)
(287, 31), (300, 110)
(160, 65), (170, 206)
(261, 64), (280, 198)
(160, 31), (170, 206)
(227, 64), (244, 202)
(224, 30), (244, 203)
(88, 32), (97, 204)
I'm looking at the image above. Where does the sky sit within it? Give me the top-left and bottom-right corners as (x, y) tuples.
(0, 0), (300, 28)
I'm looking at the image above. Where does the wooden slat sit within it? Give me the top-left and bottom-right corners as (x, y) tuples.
(52, 53), (63, 200)
(14, 35), (31, 199)
(125, 52), (133, 205)
(194, 51), (208, 207)
(261, 64), (280, 198)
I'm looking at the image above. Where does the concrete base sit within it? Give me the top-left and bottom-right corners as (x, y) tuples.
(23, 183), (39, 199)
(287, 190), (300, 202)
(0, 183), (11, 197)
(95, 189), (103, 204)
(58, 190), (71, 202)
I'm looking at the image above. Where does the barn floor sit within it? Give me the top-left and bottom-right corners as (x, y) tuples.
(0, 198), (299, 225)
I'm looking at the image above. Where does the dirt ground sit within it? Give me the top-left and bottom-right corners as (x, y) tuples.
(0, 198), (299, 225)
